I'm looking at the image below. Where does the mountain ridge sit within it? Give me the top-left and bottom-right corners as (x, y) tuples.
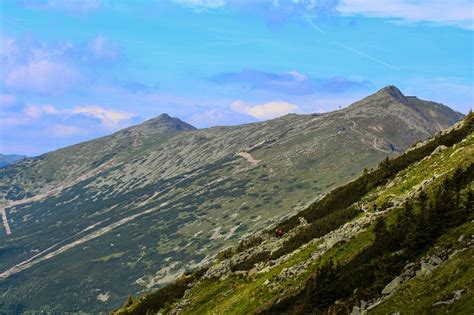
(114, 113), (473, 315)
(0, 86), (465, 313)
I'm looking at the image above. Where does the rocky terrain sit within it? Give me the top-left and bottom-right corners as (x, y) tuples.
(0, 86), (464, 313)
(115, 112), (473, 315)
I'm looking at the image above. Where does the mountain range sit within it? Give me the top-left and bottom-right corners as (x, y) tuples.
(0, 155), (27, 168)
(0, 86), (464, 313)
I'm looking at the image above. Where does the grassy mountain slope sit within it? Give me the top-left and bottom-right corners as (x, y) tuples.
(115, 112), (473, 315)
(0, 87), (464, 313)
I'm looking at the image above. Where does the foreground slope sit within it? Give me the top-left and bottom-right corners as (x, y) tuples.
(116, 113), (473, 315)
(0, 86), (463, 312)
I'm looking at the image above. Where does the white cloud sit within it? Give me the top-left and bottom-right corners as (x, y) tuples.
(231, 100), (299, 120)
(8, 104), (134, 130)
(87, 35), (120, 61)
(187, 108), (257, 127)
(337, 0), (474, 30)
(4, 60), (82, 95)
(49, 124), (83, 137)
(173, 0), (225, 10)
(72, 105), (135, 129)
(0, 94), (21, 109)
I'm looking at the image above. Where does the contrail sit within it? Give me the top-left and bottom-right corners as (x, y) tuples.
(304, 15), (327, 35)
(304, 16), (400, 71)
(333, 41), (401, 71)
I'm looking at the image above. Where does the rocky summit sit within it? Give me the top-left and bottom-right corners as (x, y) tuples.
(0, 86), (464, 313)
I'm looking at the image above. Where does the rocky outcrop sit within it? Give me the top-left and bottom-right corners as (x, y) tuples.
(362, 234), (474, 313)
(432, 289), (464, 307)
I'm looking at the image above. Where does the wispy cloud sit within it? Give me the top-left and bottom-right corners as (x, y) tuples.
(71, 105), (135, 129)
(210, 69), (371, 94)
(231, 100), (299, 119)
(187, 108), (257, 127)
(0, 93), (23, 109)
(337, 0), (474, 30)
(48, 124), (83, 137)
(0, 35), (154, 97)
(17, 0), (102, 14)
(4, 60), (82, 95)
(3, 103), (135, 130)
(173, 0), (225, 11)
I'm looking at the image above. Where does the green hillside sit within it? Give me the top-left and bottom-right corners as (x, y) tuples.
(115, 112), (473, 315)
(0, 87), (464, 313)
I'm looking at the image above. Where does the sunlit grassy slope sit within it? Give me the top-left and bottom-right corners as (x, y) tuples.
(116, 113), (473, 315)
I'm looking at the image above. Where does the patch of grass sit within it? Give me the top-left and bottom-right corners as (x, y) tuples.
(372, 247), (474, 315)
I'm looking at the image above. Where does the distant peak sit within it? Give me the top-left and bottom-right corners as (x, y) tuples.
(140, 113), (196, 132)
(378, 85), (407, 103)
(157, 113), (172, 119)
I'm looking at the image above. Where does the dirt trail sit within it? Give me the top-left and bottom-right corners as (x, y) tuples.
(237, 151), (260, 165)
(0, 160), (115, 236)
(0, 157), (241, 279)
(343, 111), (392, 154)
(0, 207), (11, 235)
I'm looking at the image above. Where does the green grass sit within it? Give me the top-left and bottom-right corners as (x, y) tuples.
(177, 219), (379, 315)
(371, 247), (474, 315)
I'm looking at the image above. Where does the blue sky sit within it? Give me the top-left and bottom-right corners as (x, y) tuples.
(1, 0), (473, 155)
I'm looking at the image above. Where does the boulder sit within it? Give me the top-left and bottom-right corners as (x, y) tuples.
(429, 255), (442, 265)
(431, 145), (448, 155)
(325, 235), (344, 248)
(382, 276), (401, 295)
(417, 262), (435, 276)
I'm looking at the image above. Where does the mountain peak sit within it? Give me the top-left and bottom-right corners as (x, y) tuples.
(348, 85), (409, 111)
(378, 85), (408, 103)
(140, 113), (196, 132)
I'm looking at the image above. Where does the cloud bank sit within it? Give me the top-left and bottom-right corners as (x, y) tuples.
(231, 100), (299, 120)
(211, 70), (371, 95)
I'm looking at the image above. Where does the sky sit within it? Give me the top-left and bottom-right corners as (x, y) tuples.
(1, 0), (473, 156)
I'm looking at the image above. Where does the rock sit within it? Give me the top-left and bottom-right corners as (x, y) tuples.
(404, 262), (415, 270)
(299, 216), (308, 226)
(400, 263), (416, 281)
(382, 276), (401, 295)
(325, 235), (344, 248)
(431, 145), (448, 155)
(432, 289), (464, 306)
(429, 255), (442, 265)
(417, 262), (435, 276)
(449, 249), (460, 259)
(458, 235), (465, 242)
(350, 306), (361, 315)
